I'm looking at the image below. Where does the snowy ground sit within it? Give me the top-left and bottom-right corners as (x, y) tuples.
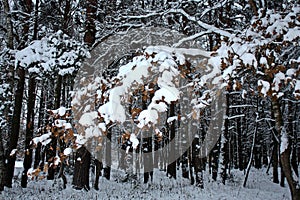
(1, 168), (289, 200)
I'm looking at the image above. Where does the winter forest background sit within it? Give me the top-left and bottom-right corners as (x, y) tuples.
(0, 0), (300, 199)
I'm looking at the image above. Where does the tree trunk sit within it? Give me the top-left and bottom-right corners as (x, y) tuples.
(143, 135), (153, 183)
(248, 0), (258, 16)
(3, 0), (14, 49)
(167, 102), (176, 179)
(220, 92), (230, 185)
(103, 127), (111, 180)
(21, 76), (36, 188)
(84, 0), (97, 45)
(243, 113), (258, 187)
(5, 68), (25, 187)
(273, 139), (279, 184)
(272, 99), (300, 200)
(270, 107), (279, 183)
(210, 141), (220, 181)
(192, 137), (204, 188)
(0, 129), (5, 191)
(181, 150), (189, 179)
(73, 146), (91, 190)
(94, 159), (102, 190)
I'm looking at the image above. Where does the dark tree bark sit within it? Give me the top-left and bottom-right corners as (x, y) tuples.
(270, 108), (279, 183)
(142, 92), (153, 183)
(103, 127), (111, 180)
(0, 129), (5, 191)
(84, 0), (97, 45)
(1, 0), (14, 190)
(94, 159), (102, 190)
(210, 141), (220, 181)
(72, 0), (97, 189)
(192, 137), (204, 188)
(272, 99), (300, 200)
(167, 102), (176, 179)
(143, 135), (153, 183)
(220, 92), (230, 185)
(243, 113), (258, 187)
(273, 138), (279, 184)
(21, 75), (37, 188)
(248, 0), (258, 16)
(5, 68), (25, 187)
(181, 150), (189, 179)
(73, 146), (91, 190)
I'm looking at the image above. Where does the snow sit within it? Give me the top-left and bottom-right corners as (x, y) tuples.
(167, 116), (178, 123)
(240, 53), (257, 69)
(63, 148), (72, 156)
(64, 123), (72, 129)
(280, 128), (289, 154)
(14, 31), (88, 75)
(152, 86), (180, 104)
(294, 80), (300, 98)
(32, 132), (52, 146)
(259, 57), (268, 66)
(10, 149), (17, 156)
(58, 107), (67, 116)
(98, 123), (107, 132)
(98, 47), (187, 128)
(130, 133), (139, 149)
(295, 80), (300, 91)
(137, 109), (159, 128)
(286, 69), (296, 77)
(284, 27), (300, 41)
(54, 156), (61, 166)
(3, 168), (290, 200)
(258, 80), (270, 97)
(55, 119), (67, 128)
(145, 46), (212, 58)
(272, 72), (285, 92)
(78, 111), (98, 126)
(148, 102), (168, 112)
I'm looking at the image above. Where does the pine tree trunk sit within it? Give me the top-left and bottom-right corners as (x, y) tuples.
(270, 107), (279, 183)
(84, 0), (97, 45)
(167, 102), (176, 179)
(192, 136), (204, 188)
(210, 141), (220, 181)
(143, 135), (153, 183)
(103, 127), (111, 180)
(272, 99), (300, 200)
(73, 146), (91, 190)
(181, 150), (189, 179)
(5, 68), (25, 187)
(243, 115), (257, 187)
(220, 92), (230, 185)
(94, 159), (102, 190)
(273, 140), (279, 183)
(21, 76), (36, 188)
(34, 142), (42, 169)
(0, 129), (5, 191)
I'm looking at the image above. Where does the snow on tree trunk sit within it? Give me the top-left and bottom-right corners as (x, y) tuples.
(167, 102), (176, 179)
(0, 129), (5, 191)
(272, 99), (300, 200)
(5, 68), (25, 187)
(21, 75), (37, 188)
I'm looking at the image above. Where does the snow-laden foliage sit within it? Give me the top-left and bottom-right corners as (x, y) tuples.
(207, 5), (300, 99)
(72, 46), (217, 152)
(15, 30), (90, 76)
(29, 106), (75, 179)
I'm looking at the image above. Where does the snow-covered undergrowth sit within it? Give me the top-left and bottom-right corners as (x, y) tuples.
(2, 168), (289, 200)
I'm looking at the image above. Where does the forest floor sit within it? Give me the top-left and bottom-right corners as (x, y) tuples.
(1, 165), (289, 200)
